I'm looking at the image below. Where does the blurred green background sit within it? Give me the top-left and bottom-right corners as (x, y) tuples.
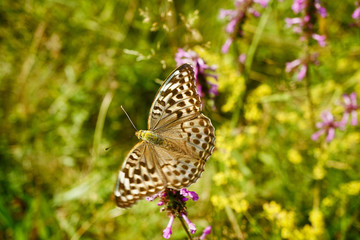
(1, 0), (359, 239)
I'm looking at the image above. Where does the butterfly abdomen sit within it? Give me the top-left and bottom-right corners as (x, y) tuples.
(136, 130), (164, 145)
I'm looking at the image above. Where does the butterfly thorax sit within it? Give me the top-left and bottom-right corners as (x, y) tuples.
(136, 130), (164, 145)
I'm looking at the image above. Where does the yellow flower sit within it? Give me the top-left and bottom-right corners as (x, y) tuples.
(263, 201), (282, 221)
(211, 195), (229, 210)
(212, 172), (228, 186)
(231, 198), (249, 214)
(313, 163), (326, 180)
(287, 149), (303, 164)
(309, 209), (324, 235)
(340, 181), (360, 196)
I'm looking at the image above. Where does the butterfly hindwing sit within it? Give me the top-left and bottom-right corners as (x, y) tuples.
(114, 142), (165, 208)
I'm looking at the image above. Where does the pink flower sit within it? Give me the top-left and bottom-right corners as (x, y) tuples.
(286, 59), (307, 81)
(291, 0), (306, 14)
(221, 38), (233, 54)
(146, 193), (160, 201)
(314, 0), (327, 17)
(180, 188), (199, 201)
(341, 92), (358, 126)
(312, 110), (342, 142)
(312, 34), (326, 47)
(181, 213), (197, 234)
(163, 215), (175, 239)
(238, 53), (247, 64)
(353, 6), (360, 19)
(297, 64), (307, 80)
(200, 226), (212, 240)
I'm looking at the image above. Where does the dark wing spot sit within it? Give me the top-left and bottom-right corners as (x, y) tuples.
(193, 139), (200, 144)
(199, 120), (205, 126)
(192, 128), (200, 133)
(177, 102), (186, 107)
(202, 143), (207, 149)
(168, 99), (176, 105)
(176, 94), (184, 99)
(196, 134), (202, 139)
(177, 111), (183, 119)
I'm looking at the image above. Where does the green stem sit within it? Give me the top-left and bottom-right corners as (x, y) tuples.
(178, 216), (193, 240)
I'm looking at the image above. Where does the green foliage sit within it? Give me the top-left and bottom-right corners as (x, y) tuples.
(0, 0), (359, 239)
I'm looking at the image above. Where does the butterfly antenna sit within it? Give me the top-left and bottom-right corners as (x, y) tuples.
(121, 105), (138, 131)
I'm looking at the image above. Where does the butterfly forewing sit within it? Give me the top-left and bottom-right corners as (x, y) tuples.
(148, 64), (201, 130)
(115, 64), (215, 208)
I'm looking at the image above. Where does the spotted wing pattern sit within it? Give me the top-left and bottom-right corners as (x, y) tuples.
(115, 64), (215, 208)
(148, 64), (201, 130)
(155, 114), (215, 189)
(114, 142), (166, 208)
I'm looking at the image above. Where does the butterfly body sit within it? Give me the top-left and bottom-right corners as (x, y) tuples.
(136, 130), (164, 145)
(115, 64), (215, 208)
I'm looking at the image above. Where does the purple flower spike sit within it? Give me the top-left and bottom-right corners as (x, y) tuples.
(163, 215), (175, 239)
(312, 110), (342, 142)
(353, 6), (360, 19)
(200, 226), (212, 240)
(341, 92), (358, 126)
(181, 213), (197, 234)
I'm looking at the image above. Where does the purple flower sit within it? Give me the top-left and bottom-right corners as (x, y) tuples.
(220, 0), (268, 54)
(146, 193), (160, 201)
(312, 110), (342, 142)
(181, 213), (197, 234)
(180, 188), (199, 201)
(315, 0), (327, 17)
(200, 226), (212, 240)
(175, 48), (218, 100)
(285, 59), (307, 81)
(221, 38), (233, 54)
(353, 6), (360, 19)
(291, 0), (306, 14)
(163, 215), (175, 239)
(285, 17), (303, 27)
(312, 34), (326, 47)
(297, 64), (307, 80)
(238, 53), (246, 64)
(341, 92), (358, 126)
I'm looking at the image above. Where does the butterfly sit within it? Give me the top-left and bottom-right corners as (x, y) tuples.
(114, 64), (215, 208)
